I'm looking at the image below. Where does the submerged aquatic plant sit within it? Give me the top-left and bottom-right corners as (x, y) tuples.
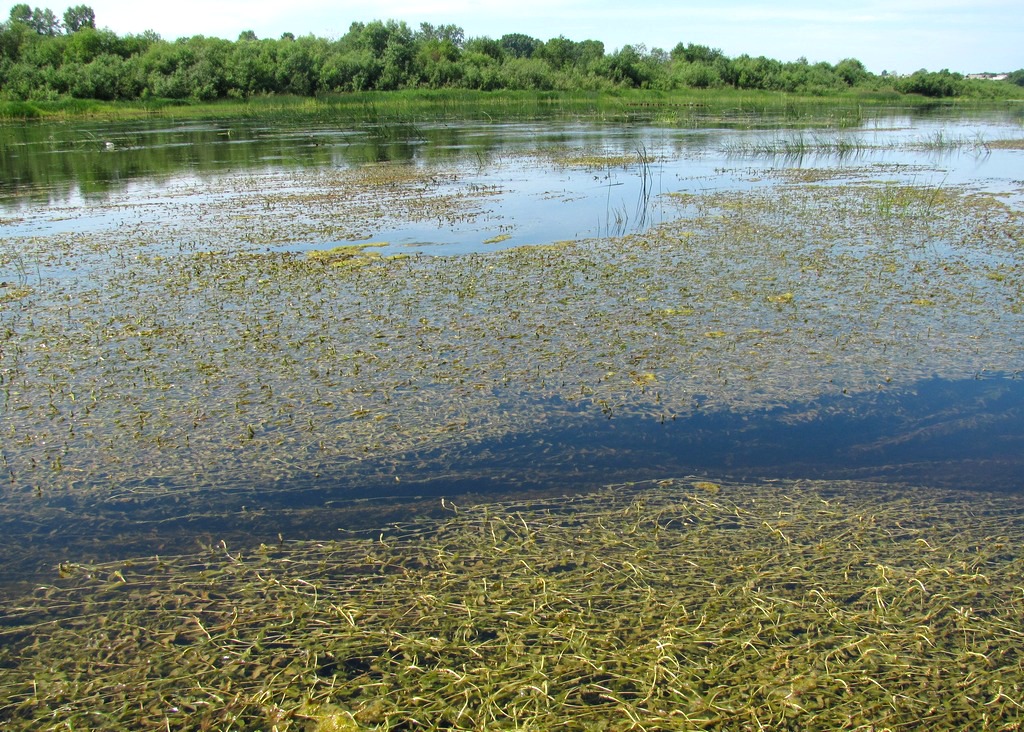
(2, 479), (1024, 730)
(308, 243), (385, 268)
(0, 153), (1021, 542)
(1, 111), (1023, 730)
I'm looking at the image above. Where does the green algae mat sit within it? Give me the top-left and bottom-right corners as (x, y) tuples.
(2, 478), (1024, 731)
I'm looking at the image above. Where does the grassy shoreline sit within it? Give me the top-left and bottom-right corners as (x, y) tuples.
(2, 87), (1020, 123)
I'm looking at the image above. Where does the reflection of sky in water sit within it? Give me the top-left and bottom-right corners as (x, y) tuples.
(349, 144), (1018, 256)
(321, 120), (1021, 255)
(341, 154), (740, 256)
(1, 110), (1022, 581)
(3, 111), (1021, 254)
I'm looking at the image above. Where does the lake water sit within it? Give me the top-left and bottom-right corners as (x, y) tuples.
(4, 109), (1023, 253)
(1, 104), (1023, 586)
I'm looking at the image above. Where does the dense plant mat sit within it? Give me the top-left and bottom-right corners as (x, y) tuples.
(2, 477), (1023, 731)
(2, 127), (1023, 729)
(3, 155), (1022, 507)
(3, 145), (1023, 577)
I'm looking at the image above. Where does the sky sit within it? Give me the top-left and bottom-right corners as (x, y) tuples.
(13, 0), (1022, 75)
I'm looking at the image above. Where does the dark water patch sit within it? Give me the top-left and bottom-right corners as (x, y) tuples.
(2, 373), (1020, 592)
(358, 372), (1024, 496)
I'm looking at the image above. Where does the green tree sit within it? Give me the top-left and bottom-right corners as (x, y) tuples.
(139, 35), (230, 100)
(380, 37), (413, 89)
(118, 30), (160, 58)
(320, 45), (381, 92)
(275, 35), (327, 95)
(896, 68), (964, 97)
(415, 36), (462, 87)
(27, 6), (62, 35)
(669, 43), (732, 90)
(0, 14), (35, 60)
(577, 39), (604, 72)
(227, 37), (277, 96)
(0, 59), (45, 98)
(18, 27), (63, 66)
(671, 61), (723, 89)
(58, 52), (140, 99)
(538, 35), (579, 70)
(62, 26), (121, 63)
(834, 57), (868, 86)
(498, 56), (552, 89)
(8, 4), (32, 23)
(62, 4), (94, 32)
(499, 33), (539, 59)
(417, 22), (463, 47)
(460, 49), (501, 90)
(463, 36), (503, 61)
(772, 57), (826, 93)
(137, 39), (189, 96)
(604, 45), (654, 86)
(346, 19), (412, 57)
(670, 42), (725, 65)
(730, 54), (785, 90)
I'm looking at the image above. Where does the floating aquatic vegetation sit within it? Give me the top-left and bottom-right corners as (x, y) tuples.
(986, 138), (1024, 150)
(481, 233), (512, 245)
(2, 478), (1024, 731)
(308, 244), (384, 268)
(0, 283), (32, 303)
(1, 167), (1022, 525)
(1, 111), (1023, 732)
(539, 150), (654, 171)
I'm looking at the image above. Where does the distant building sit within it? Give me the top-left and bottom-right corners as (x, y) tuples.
(966, 73), (1009, 80)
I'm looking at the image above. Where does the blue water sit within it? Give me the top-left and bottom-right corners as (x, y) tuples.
(315, 372), (1024, 500)
(4, 371), (1021, 586)
(3, 109), (1024, 587)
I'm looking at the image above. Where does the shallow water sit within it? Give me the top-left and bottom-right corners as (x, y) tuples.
(3, 109), (1022, 255)
(1, 105), (1023, 585)
(375, 372), (1024, 494)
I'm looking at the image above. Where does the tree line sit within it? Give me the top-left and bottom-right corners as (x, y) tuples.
(1, 5), (1019, 103)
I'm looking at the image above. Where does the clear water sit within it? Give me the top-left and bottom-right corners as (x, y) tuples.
(2, 106), (1023, 585)
(3, 109), (1022, 255)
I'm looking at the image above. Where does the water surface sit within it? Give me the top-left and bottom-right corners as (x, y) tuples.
(2, 105), (1023, 586)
